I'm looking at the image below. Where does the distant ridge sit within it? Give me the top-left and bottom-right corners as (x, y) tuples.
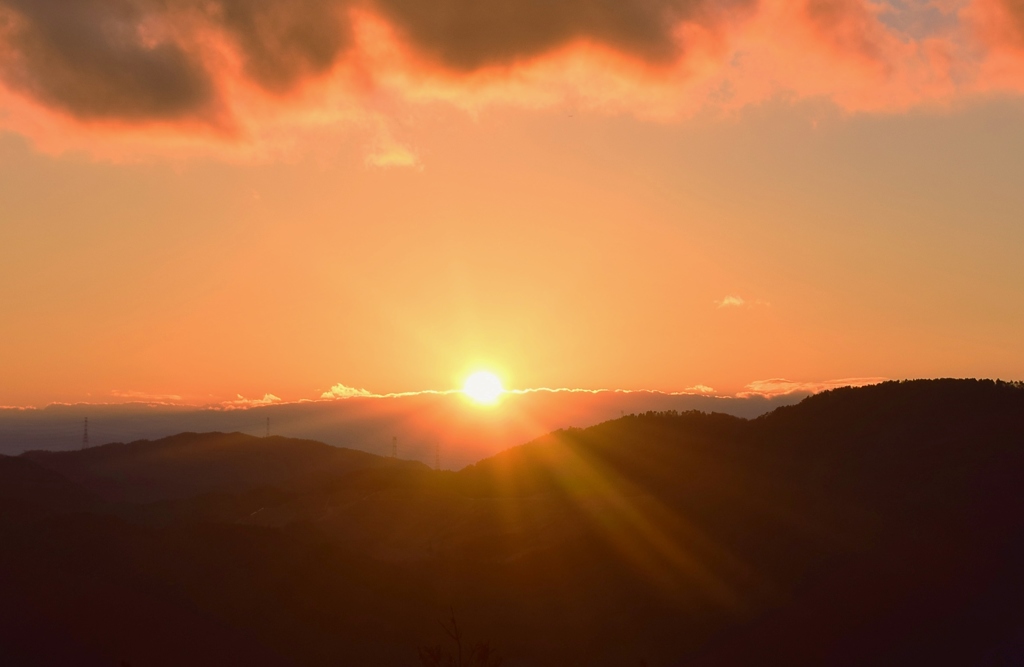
(21, 431), (422, 503)
(0, 389), (804, 463)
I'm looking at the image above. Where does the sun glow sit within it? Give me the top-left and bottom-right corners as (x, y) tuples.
(463, 371), (504, 405)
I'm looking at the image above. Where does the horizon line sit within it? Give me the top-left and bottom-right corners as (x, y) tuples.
(0, 377), (895, 411)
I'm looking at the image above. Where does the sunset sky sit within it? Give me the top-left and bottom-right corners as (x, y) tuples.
(1, 0), (1023, 408)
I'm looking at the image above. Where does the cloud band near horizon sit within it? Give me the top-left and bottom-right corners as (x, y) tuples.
(1, 0), (1024, 156)
(158, 378), (891, 409)
(0, 377), (891, 410)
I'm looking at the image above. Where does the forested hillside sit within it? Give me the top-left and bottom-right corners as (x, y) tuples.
(1, 380), (1022, 666)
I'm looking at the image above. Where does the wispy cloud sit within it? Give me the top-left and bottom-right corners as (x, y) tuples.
(320, 385), (727, 402)
(715, 296), (770, 309)
(364, 132), (422, 169)
(716, 296), (747, 308)
(507, 386), (725, 397)
(110, 390), (184, 403)
(738, 377), (888, 398)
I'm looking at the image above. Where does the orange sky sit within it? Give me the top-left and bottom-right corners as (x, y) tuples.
(1, 0), (1023, 408)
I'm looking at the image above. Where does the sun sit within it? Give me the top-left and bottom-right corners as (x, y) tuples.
(463, 371), (504, 405)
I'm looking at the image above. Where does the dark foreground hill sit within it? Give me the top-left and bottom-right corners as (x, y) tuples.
(1, 379), (1023, 666)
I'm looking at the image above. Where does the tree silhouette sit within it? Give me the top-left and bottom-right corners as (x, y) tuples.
(418, 607), (502, 667)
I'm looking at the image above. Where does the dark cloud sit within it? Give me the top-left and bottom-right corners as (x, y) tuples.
(0, 0), (353, 120)
(212, 0), (351, 93)
(0, 0), (215, 120)
(1004, 0), (1024, 42)
(0, 0), (728, 123)
(371, 0), (704, 69)
(804, 0), (885, 63)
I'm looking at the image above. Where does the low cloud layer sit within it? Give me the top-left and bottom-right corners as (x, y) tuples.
(739, 376), (888, 397)
(0, 0), (1022, 154)
(223, 393), (282, 408)
(321, 383), (373, 399)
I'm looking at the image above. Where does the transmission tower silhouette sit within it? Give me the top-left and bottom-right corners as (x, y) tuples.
(391, 436), (398, 459)
(265, 417), (270, 438)
(81, 417), (89, 449)
(434, 441), (440, 471)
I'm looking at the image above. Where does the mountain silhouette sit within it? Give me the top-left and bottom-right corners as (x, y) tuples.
(0, 379), (1022, 665)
